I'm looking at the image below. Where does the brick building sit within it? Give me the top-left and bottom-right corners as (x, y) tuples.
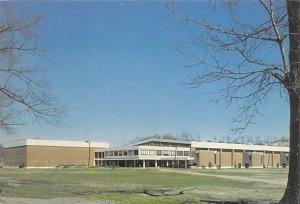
(4, 139), (108, 168)
(95, 139), (289, 169)
(3, 138), (289, 169)
(190, 141), (289, 168)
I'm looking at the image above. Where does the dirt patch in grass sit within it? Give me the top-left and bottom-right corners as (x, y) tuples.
(0, 196), (120, 204)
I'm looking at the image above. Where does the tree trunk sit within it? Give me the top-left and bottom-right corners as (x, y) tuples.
(279, 0), (300, 203)
(280, 90), (300, 204)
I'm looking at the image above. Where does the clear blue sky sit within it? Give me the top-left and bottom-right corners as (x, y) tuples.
(3, 1), (289, 145)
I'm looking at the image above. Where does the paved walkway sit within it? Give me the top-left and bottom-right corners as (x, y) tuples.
(158, 168), (287, 186)
(0, 197), (119, 204)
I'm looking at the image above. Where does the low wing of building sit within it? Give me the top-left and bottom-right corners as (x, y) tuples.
(3, 139), (108, 168)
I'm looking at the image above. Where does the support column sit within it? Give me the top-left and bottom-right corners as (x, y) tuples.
(125, 160), (127, 167)
(231, 149), (234, 168)
(219, 149), (222, 169)
(196, 150), (199, 167)
(143, 160), (145, 168)
(272, 151), (274, 167)
(280, 151), (282, 167)
(185, 160), (187, 169)
(155, 160), (157, 168)
(243, 149), (246, 168)
(134, 160), (136, 168)
(263, 151), (265, 167)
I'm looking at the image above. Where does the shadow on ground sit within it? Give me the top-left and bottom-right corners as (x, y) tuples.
(199, 200), (277, 204)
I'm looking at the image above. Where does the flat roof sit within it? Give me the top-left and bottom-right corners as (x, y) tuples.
(3, 139), (109, 149)
(191, 141), (289, 152)
(130, 138), (191, 146)
(97, 145), (191, 152)
(3, 138), (289, 152)
(129, 139), (289, 152)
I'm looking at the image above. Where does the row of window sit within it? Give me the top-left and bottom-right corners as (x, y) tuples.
(95, 149), (190, 158)
(95, 152), (104, 159)
(140, 150), (190, 156)
(102, 150), (139, 157)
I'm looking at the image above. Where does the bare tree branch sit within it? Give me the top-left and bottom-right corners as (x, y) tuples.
(0, 3), (63, 133)
(168, 1), (288, 133)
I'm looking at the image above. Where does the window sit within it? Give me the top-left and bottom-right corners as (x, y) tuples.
(123, 151), (128, 156)
(184, 151), (190, 156)
(170, 151), (175, 156)
(156, 150), (162, 156)
(177, 151), (184, 156)
(96, 152), (103, 158)
(118, 151), (123, 156)
(109, 151), (113, 156)
(214, 153), (217, 164)
(128, 150), (133, 156)
(286, 155), (289, 162)
(114, 151), (118, 156)
(163, 150), (169, 156)
(134, 150), (139, 156)
(249, 154), (252, 161)
(141, 150), (148, 155)
(105, 151), (108, 157)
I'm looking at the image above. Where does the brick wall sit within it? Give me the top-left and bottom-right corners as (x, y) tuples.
(26, 146), (95, 167)
(233, 151), (243, 168)
(220, 151), (232, 167)
(264, 152), (273, 167)
(199, 151), (219, 168)
(4, 145), (101, 168)
(4, 146), (27, 167)
(251, 153), (263, 167)
(273, 152), (281, 167)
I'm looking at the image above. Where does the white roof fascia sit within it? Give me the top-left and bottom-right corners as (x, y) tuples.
(101, 145), (190, 152)
(130, 138), (191, 146)
(3, 139), (109, 149)
(191, 141), (289, 152)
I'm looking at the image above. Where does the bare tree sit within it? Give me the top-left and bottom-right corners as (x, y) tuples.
(169, 0), (299, 203)
(254, 135), (262, 144)
(0, 3), (63, 133)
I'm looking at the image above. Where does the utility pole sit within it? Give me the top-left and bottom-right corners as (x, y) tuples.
(85, 141), (91, 168)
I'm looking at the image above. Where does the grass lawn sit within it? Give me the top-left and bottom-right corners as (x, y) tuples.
(0, 167), (288, 203)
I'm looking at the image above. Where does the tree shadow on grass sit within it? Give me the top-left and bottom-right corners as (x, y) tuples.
(64, 188), (278, 204)
(199, 199), (277, 204)
(142, 189), (277, 204)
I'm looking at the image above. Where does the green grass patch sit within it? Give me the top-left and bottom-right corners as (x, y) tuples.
(0, 167), (288, 203)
